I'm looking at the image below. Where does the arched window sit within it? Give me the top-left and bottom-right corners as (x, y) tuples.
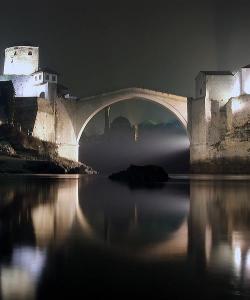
(28, 51), (32, 56)
(39, 92), (45, 98)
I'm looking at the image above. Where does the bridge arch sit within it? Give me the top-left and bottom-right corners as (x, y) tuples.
(75, 88), (188, 143)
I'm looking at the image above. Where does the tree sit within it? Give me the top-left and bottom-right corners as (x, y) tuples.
(0, 81), (16, 125)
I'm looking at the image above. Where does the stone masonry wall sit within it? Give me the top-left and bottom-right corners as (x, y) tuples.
(189, 95), (250, 174)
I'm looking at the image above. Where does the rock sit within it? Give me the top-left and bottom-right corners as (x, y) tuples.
(22, 159), (97, 174)
(109, 164), (169, 185)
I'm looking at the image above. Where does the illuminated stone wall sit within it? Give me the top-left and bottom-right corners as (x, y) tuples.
(4, 46), (39, 76)
(14, 97), (79, 160)
(15, 97), (55, 142)
(33, 99), (56, 142)
(0, 75), (54, 99)
(190, 73), (250, 173)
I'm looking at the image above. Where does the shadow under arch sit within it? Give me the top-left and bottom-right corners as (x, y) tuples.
(76, 88), (188, 143)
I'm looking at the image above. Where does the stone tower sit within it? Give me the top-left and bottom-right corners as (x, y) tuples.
(4, 45), (39, 75)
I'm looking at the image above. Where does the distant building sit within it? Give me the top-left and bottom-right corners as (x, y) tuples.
(110, 116), (132, 132)
(109, 116), (138, 143)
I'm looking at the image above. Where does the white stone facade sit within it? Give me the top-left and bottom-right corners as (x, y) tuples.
(190, 66), (250, 173)
(196, 66), (250, 105)
(4, 46), (39, 76)
(1, 45), (57, 101)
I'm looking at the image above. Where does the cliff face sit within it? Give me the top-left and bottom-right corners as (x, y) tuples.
(0, 124), (96, 174)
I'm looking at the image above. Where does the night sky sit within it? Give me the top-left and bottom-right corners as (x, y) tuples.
(1, 0), (250, 98)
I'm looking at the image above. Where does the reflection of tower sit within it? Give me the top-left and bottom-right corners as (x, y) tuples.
(104, 106), (111, 135)
(134, 124), (139, 142)
(188, 181), (210, 270)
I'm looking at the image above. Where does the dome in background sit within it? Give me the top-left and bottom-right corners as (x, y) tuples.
(110, 116), (132, 131)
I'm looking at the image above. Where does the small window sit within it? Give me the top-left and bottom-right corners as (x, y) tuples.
(40, 92), (45, 98)
(46, 74), (49, 81)
(39, 74), (42, 80)
(52, 75), (56, 82)
(14, 51), (17, 56)
(28, 51), (32, 56)
(35, 76), (37, 81)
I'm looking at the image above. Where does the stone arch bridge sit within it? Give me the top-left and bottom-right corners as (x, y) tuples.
(53, 88), (188, 161)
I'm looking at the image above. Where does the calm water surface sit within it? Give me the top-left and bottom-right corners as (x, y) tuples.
(0, 175), (250, 299)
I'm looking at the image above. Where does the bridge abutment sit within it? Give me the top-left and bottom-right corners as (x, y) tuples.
(57, 143), (79, 161)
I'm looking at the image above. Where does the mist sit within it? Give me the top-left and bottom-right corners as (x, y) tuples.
(79, 99), (190, 174)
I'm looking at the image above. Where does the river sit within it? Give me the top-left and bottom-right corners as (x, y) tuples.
(0, 174), (249, 299)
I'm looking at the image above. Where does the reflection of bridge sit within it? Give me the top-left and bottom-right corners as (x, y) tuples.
(2, 177), (250, 265)
(31, 177), (250, 274)
(31, 177), (93, 247)
(54, 88), (188, 160)
(2, 177), (250, 299)
(31, 177), (189, 259)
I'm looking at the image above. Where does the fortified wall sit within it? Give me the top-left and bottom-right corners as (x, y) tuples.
(188, 69), (250, 173)
(0, 44), (79, 160)
(13, 97), (78, 161)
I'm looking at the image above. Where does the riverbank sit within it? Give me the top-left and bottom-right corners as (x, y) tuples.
(0, 124), (96, 174)
(0, 155), (96, 174)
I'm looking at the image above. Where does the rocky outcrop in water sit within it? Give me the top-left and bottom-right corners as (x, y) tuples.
(109, 165), (169, 184)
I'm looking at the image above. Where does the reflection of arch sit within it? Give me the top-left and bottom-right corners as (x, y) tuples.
(75, 88), (188, 142)
(76, 177), (190, 259)
(30, 176), (189, 259)
(141, 220), (188, 259)
(31, 177), (93, 247)
(39, 92), (45, 98)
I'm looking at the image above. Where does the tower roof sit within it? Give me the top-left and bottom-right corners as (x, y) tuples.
(33, 67), (59, 75)
(6, 41), (38, 48)
(200, 71), (233, 76)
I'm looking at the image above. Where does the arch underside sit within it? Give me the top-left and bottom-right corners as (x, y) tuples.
(75, 89), (188, 142)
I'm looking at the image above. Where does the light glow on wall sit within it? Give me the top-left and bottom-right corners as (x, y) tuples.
(234, 246), (242, 270)
(23, 82), (38, 97)
(243, 78), (250, 94)
(231, 76), (241, 97)
(5, 62), (35, 76)
(232, 99), (244, 113)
